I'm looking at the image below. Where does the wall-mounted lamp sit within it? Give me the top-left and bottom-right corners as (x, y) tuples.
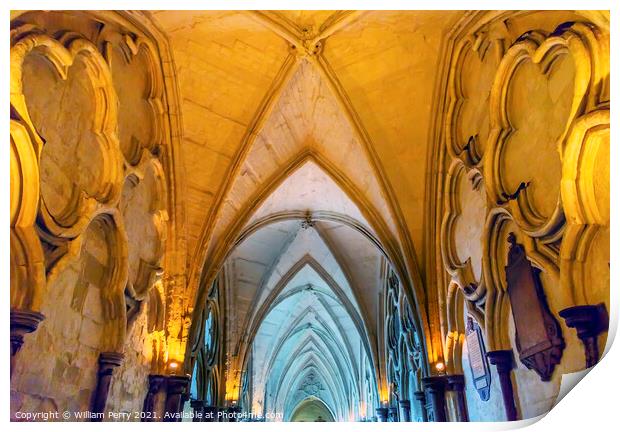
(168, 360), (179, 374)
(435, 361), (445, 373)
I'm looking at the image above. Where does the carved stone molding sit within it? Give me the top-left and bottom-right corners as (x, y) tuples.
(441, 160), (487, 301)
(559, 303), (608, 368)
(11, 31), (124, 240)
(445, 30), (504, 167)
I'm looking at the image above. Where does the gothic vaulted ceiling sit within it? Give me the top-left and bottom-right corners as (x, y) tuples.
(149, 10), (466, 290)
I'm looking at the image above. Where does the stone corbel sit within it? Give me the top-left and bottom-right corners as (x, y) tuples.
(413, 390), (428, 422)
(388, 406), (399, 422)
(163, 375), (190, 422)
(142, 374), (166, 422)
(91, 352), (124, 421)
(446, 374), (469, 422)
(190, 399), (205, 422)
(487, 350), (518, 421)
(560, 303), (609, 368)
(422, 376), (448, 422)
(375, 407), (388, 422)
(398, 399), (411, 422)
(10, 309), (45, 374)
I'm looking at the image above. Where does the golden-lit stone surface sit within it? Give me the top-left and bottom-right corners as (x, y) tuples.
(9, 9), (609, 422)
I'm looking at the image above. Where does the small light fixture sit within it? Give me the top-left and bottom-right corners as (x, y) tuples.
(435, 361), (445, 372)
(168, 361), (179, 373)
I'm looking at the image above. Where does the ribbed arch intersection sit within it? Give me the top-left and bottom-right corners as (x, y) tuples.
(189, 159), (425, 421)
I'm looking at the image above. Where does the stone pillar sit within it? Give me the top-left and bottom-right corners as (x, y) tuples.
(190, 399), (205, 422)
(376, 407), (388, 422)
(399, 400), (411, 422)
(203, 405), (218, 422)
(413, 390), (428, 422)
(487, 350), (518, 421)
(10, 309), (45, 375)
(227, 405), (241, 422)
(163, 375), (190, 422)
(388, 406), (399, 422)
(142, 375), (165, 422)
(560, 304), (608, 368)
(446, 374), (469, 422)
(91, 352), (124, 421)
(422, 376), (447, 422)
(217, 406), (227, 422)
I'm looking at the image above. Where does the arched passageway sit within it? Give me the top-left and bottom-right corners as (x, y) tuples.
(290, 398), (335, 422)
(9, 9), (609, 425)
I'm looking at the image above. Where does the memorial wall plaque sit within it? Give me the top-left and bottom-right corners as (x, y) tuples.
(465, 316), (491, 401)
(505, 233), (565, 381)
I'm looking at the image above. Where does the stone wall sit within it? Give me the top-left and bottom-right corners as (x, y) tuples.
(10, 10), (175, 421)
(437, 10), (610, 421)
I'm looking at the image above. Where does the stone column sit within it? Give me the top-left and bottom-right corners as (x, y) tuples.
(388, 406), (399, 422)
(413, 390), (428, 422)
(446, 374), (469, 422)
(376, 407), (388, 422)
(487, 350), (518, 421)
(203, 405), (218, 422)
(163, 375), (190, 422)
(10, 309), (45, 375)
(227, 405), (241, 422)
(91, 352), (124, 421)
(399, 400), (411, 422)
(142, 375), (165, 422)
(560, 304), (608, 368)
(190, 399), (205, 421)
(422, 376), (448, 422)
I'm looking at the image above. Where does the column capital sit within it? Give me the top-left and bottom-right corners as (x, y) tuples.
(560, 304), (608, 368)
(190, 399), (205, 409)
(376, 407), (388, 422)
(413, 390), (426, 402)
(148, 374), (166, 392)
(422, 375), (447, 392)
(399, 399), (411, 408)
(10, 309), (45, 355)
(98, 352), (124, 373)
(487, 350), (518, 421)
(487, 350), (514, 373)
(445, 374), (466, 392)
(166, 375), (191, 395)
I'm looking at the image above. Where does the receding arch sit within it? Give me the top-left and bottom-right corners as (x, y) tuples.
(290, 397), (336, 422)
(187, 152), (430, 379)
